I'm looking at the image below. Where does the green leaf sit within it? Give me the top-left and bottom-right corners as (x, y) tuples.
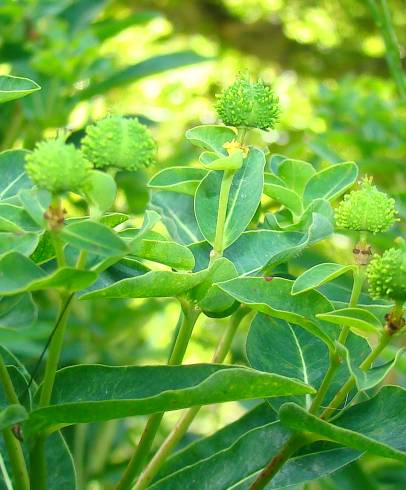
(157, 403), (276, 479)
(218, 277), (335, 350)
(0, 294), (37, 329)
(25, 363), (314, 436)
(263, 179), (303, 216)
(81, 269), (208, 299)
(345, 345), (405, 391)
(80, 51), (210, 99)
(246, 314), (370, 412)
(0, 231), (39, 256)
(151, 192), (204, 245)
(267, 153), (289, 173)
(202, 150), (244, 171)
(0, 405), (28, 431)
(225, 213), (333, 275)
(292, 263), (355, 295)
(195, 148), (265, 248)
(0, 150), (32, 200)
(0, 203), (40, 232)
(0, 252), (97, 295)
(276, 158), (316, 196)
(129, 239), (195, 270)
(303, 162), (358, 207)
(0, 75), (40, 103)
(279, 386), (406, 464)
(93, 11), (160, 40)
(18, 188), (51, 228)
(85, 170), (117, 214)
(151, 421), (360, 490)
(148, 167), (208, 195)
(317, 308), (382, 334)
(61, 220), (128, 257)
(186, 125), (237, 156)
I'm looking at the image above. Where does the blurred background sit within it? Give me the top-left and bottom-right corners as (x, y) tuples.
(1, 0), (406, 488)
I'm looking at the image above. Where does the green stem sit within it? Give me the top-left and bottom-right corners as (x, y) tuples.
(248, 433), (306, 490)
(115, 302), (200, 490)
(321, 331), (392, 420)
(133, 308), (249, 490)
(75, 250), (88, 269)
(0, 355), (30, 490)
(51, 230), (66, 268)
(367, 0), (406, 99)
(212, 169), (235, 259)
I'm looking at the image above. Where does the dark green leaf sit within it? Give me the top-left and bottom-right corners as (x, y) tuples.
(0, 294), (37, 329)
(0, 150), (32, 200)
(129, 239), (195, 270)
(26, 364), (314, 436)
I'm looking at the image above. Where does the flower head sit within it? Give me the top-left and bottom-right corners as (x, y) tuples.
(367, 247), (406, 302)
(335, 177), (397, 234)
(215, 73), (280, 131)
(81, 115), (157, 171)
(25, 137), (92, 194)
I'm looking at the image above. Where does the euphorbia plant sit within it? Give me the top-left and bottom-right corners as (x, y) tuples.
(0, 73), (405, 490)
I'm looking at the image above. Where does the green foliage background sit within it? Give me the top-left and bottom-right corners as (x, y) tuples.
(1, 1), (406, 488)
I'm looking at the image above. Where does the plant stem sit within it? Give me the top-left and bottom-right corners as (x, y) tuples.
(321, 330), (392, 420)
(212, 168), (235, 259)
(133, 308), (249, 490)
(115, 302), (200, 490)
(0, 355), (30, 490)
(367, 0), (406, 99)
(76, 250), (88, 269)
(248, 433), (306, 490)
(51, 230), (66, 268)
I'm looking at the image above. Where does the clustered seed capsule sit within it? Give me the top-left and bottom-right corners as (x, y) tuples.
(335, 178), (397, 233)
(81, 115), (157, 171)
(215, 74), (280, 131)
(25, 137), (92, 194)
(367, 248), (406, 302)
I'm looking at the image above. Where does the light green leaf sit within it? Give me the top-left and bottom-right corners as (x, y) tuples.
(277, 158), (316, 196)
(61, 220), (128, 257)
(218, 277), (335, 350)
(85, 170), (117, 214)
(0, 294), (37, 329)
(129, 239), (195, 270)
(0, 75), (40, 103)
(186, 125), (237, 156)
(0, 204), (40, 232)
(345, 345), (405, 391)
(0, 150), (32, 200)
(18, 188), (51, 228)
(317, 308), (382, 334)
(81, 269), (208, 299)
(203, 150), (244, 171)
(195, 148), (265, 248)
(0, 252), (97, 295)
(148, 167), (208, 195)
(292, 263), (355, 295)
(151, 421), (360, 490)
(0, 231), (39, 256)
(263, 179), (303, 216)
(151, 192), (204, 245)
(25, 363), (314, 436)
(246, 314), (370, 412)
(267, 153), (289, 173)
(303, 162), (358, 207)
(279, 386), (406, 464)
(0, 405), (28, 431)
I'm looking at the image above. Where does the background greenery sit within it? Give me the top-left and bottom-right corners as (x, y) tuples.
(1, 0), (405, 488)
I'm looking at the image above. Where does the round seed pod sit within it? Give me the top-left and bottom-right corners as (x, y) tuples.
(335, 178), (397, 234)
(81, 115), (157, 171)
(25, 137), (92, 195)
(215, 74), (280, 131)
(367, 248), (406, 302)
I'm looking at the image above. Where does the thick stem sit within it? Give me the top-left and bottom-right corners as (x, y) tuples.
(133, 308), (249, 490)
(0, 355), (30, 490)
(212, 169), (235, 259)
(115, 302), (200, 490)
(248, 433), (306, 490)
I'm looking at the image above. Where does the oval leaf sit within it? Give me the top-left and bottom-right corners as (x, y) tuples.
(148, 167), (208, 196)
(292, 263), (355, 295)
(0, 74), (40, 103)
(186, 125), (237, 156)
(316, 308), (382, 334)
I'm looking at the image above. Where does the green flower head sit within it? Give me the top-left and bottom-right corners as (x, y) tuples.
(215, 73), (280, 131)
(367, 247), (406, 302)
(335, 177), (397, 234)
(81, 115), (157, 171)
(25, 136), (92, 195)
